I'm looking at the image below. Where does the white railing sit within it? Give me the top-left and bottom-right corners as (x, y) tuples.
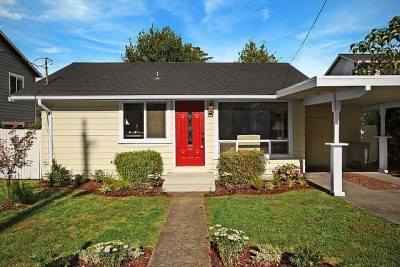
(219, 139), (289, 158)
(0, 129), (41, 179)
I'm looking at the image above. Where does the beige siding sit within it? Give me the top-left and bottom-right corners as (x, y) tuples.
(41, 100), (305, 178)
(41, 101), (217, 176)
(305, 106), (361, 167)
(41, 101), (174, 176)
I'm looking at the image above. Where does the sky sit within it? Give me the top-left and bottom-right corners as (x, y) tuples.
(0, 0), (399, 77)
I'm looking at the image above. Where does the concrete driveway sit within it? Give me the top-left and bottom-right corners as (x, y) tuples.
(306, 172), (400, 224)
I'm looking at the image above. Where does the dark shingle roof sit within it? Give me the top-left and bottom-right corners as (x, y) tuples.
(338, 54), (371, 62)
(14, 62), (308, 97)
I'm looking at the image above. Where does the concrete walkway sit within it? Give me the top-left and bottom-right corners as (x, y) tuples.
(307, 172), (400, 224)
(149, 192), (211, 267)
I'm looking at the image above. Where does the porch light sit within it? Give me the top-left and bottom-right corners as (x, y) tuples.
(208, 102), (214, 117)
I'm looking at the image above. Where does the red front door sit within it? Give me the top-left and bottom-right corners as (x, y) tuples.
(176, 101), (205, 166)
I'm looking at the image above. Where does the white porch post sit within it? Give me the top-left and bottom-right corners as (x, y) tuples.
(325, 98), (348, 197)
(375, 105), (391, 173)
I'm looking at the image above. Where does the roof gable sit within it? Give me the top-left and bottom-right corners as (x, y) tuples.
(14, 62), (308, 99)
(0, 30), (42, 77)
(325, 54), (371, 75)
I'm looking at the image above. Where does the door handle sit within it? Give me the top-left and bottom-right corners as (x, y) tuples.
(201, 132), (205, 149)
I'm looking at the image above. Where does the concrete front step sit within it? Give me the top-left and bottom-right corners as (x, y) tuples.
(163, 172), (216, 192)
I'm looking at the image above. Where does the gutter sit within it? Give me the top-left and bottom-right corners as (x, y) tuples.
(37, 99), (53, 172)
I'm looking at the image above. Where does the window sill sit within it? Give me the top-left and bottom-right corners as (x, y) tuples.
(118, 138), (172, 144)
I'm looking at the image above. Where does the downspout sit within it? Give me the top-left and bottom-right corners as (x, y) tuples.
(37, 99), (53, 172)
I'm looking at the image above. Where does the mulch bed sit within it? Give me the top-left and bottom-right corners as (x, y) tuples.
(206, 181), (312, 197)
(0, 203), (28, 212)
(210, 246), (334, 267)
(342, 172), (400, 190)
(38, 179), (169, 197)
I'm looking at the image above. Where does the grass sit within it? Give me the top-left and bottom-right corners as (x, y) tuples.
(205, 189), (400, 267)
(0, 180), (171, 267)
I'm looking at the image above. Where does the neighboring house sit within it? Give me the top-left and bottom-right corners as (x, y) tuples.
(11, 62), (308, 176)
(0, 30), (42, 127)
(325, 54), (371, 75)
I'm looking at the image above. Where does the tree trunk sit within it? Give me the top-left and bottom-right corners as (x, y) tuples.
(6, 175), (11, 206)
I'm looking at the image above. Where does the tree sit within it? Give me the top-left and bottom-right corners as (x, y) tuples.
(236, 39), (279, 63)
(123, 24), (212, 62)
(350, 16), (400, 75)
(0, 123), (36, 206)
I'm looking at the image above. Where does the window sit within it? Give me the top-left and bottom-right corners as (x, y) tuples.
(218, 102), (289, 156)
(120, 102), (169, 143)
(9, 73), (24, 96)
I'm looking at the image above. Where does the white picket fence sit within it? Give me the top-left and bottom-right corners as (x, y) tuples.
(0, 129), (41, 180)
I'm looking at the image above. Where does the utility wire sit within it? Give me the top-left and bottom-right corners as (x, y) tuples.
(291, 0), (328, 62)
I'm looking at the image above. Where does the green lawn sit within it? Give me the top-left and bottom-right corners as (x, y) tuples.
(0, 181), (171, 267)
(205, 189), (400, 267)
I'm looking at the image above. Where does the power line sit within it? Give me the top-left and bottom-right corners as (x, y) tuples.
(291, 0), (328, 63)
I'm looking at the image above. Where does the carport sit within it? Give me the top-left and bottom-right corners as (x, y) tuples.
(277, 75), (400, 196)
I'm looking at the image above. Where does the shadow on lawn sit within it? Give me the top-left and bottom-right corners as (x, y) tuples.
(0, 188), (74, 233)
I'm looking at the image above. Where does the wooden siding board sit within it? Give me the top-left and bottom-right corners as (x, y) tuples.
(0, 36), (38, 124)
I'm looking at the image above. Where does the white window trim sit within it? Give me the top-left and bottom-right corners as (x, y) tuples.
(213, 100), (293, 159)
(9, 72), (24, 96)
(119, 101), (171, 144)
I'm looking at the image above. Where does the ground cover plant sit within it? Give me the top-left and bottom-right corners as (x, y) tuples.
(205, 189), (400, 266)
(0, 180), (171, 267)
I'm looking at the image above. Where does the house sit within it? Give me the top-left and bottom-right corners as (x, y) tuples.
(325, 54), (371, 75)
(0, 30), (42, 127)
(11, 60), (400, 196)
(11, 62), (308, 177)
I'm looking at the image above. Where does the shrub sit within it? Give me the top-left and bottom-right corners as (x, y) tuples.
(250, 175), (263, 191)
(209, 224), (249, 266)
(74, 174), (88, 186)
(218, 149), (266, 186)
(47, 160), (72, 186)
(92, 169), (112, 183)
(250, 243), (282, 263)
(114, 150), (163, 185)
(289, 247), (324, 267)
(10, 180), (35, 204)
(272, 163), (306, 186)
(79, 241), (144, 267)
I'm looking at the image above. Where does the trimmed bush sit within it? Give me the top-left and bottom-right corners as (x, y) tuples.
(114, 150), (163, 185)
(218, 149), (266, 186)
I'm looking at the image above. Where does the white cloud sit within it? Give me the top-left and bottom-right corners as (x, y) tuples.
(37, 46), (63, 54)
(0, 0), (23, 20)
(0, 6), (22, 19)
(261, 8), (270, 20)
(202, 0), (226, 23)
(39, 0), (98, 21)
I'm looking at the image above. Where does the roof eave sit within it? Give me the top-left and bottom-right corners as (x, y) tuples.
(276, 75), (400, 99)
(11, 94), (278, 101)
